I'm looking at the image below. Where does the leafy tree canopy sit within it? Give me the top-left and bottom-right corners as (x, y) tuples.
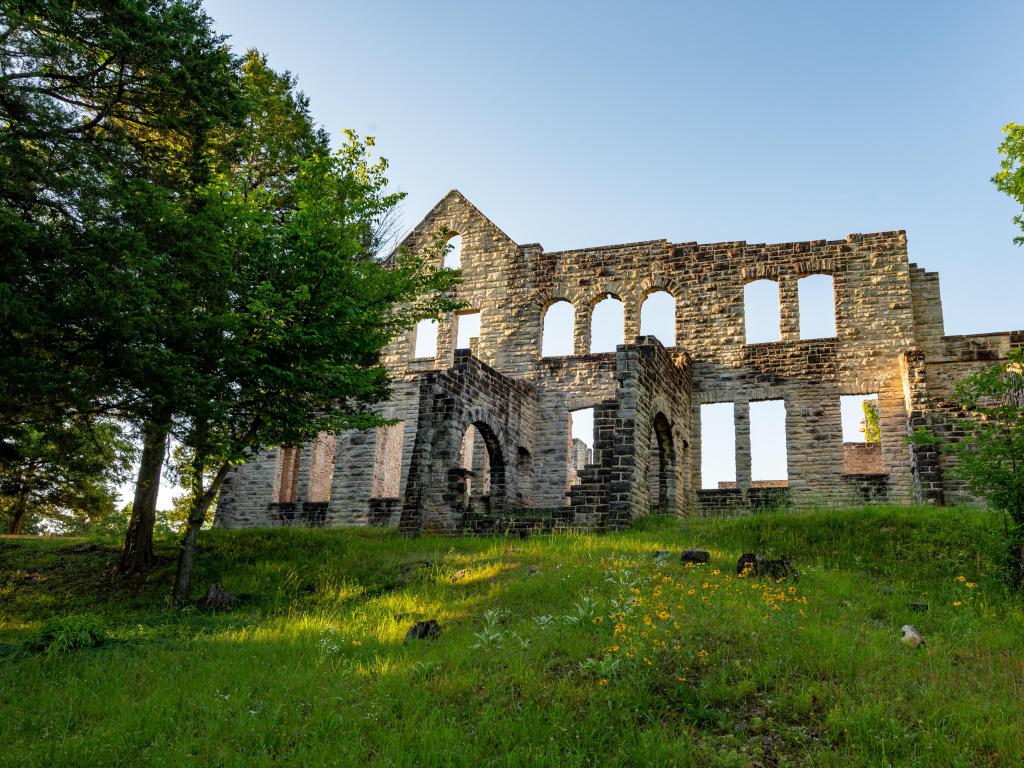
(993, 122), (1024, 246)
(912, 349), (1024, 586)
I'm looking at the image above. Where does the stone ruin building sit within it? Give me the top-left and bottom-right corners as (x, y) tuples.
(214, 191), (1023, 534)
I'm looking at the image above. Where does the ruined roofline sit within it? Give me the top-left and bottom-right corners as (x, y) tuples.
(386, 189), (519, 264)
(537, 230), (908, 259)
(389, 190), (912, 265)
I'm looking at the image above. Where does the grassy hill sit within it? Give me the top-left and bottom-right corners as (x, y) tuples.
(1, 506), (1022, 767)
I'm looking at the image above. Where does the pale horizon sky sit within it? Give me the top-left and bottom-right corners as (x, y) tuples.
(132, 0), (1023, 507)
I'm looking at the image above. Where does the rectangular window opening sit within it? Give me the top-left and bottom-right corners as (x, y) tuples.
(841, 394), (883, 475)
(413, 318), (438, 359)
(456, 311), (481, 350)
(568, 407), (595, 486)
(306, 432), (337, 502)
(700, 402), (736, 489)
(749, 400), (788, 484)
(372, 421), (405, 497)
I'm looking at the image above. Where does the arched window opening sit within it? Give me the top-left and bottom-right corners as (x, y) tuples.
(798, 274), (837, 339)
(749, 400), (788, 485)
(590, 295), (624, 353)
(541, 300), (575, 357)
(443, 234), (462, 269)
(413, 318), (438, 359)
(640, 290), (677, 347)
(744, 280), (781, 344)
(459, 424), (491, 497)
(700, 403), (736, 489)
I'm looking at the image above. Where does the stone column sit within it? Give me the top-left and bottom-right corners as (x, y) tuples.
(779, 274), (800, 342)
(574, 304), (591, 355)
(436, 315), (456, 368)
(734, 400), (752, 490)
(624, 298), (641, 342)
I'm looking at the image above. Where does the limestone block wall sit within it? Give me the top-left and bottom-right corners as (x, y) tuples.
(215, 189), (1023, 529)
(569, 336), (693, 528)
(399, 350), (538, 534)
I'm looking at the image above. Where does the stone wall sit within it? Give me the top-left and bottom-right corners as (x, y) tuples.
(842, 443), (884, 475)
(214, 190), (1023, 530)
(398, 350), (538, 534)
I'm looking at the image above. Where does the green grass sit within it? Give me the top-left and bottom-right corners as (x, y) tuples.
(1, 506), (1022, 767)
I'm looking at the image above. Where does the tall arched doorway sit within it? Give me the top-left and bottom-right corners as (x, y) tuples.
(646, 412), (676, 514)
(449, 421), (506, 517)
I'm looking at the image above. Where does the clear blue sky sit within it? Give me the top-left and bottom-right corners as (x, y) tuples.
(204, 0), (1023, 336)
(144, 1), (1024, 505)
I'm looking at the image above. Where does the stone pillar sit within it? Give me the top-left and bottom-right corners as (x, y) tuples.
(779, 274), (800, 342)
(436, 315), (456, 368)
(624, 299), (641, 342)
(899, 351), (944, 503)
(574, 304), (591, 355)
(734, 400), (752, 490)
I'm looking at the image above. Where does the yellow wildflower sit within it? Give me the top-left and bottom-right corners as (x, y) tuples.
(711, 569), (721, 576)
(697, 649), (708, 658)
(598, 678), (608, 687)
(352, 640), (362, 647)
(956, 576), (966, 582)
(966, 582), (976, 589)
(953, 600), (962, 607)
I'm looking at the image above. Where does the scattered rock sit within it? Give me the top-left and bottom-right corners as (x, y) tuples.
(877, 584), (896, 594)
(736, 553), (799, 580)
(901, 624), (925, 648)
(908, 601), (929, 612)
(528, 567), (540, 575)
(404, 620), (442, 644)
(653, 550), (670, 560)
(199, 583), (239, 611)
(737, 553), (759, 575)
(681, 548), (710, 565)
(451, 568), (470, 581)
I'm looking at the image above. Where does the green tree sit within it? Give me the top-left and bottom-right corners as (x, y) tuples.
(993, 122), (1024, 245)
(912, 349), (1024, 587)
(0, 420), (132, 535)
(170, 137), (460, 604)
(0, 1), (242, 570)
(117, 48), (337, 574)
(862, 399), (880, 443)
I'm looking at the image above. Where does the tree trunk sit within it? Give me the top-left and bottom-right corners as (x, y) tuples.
(117, 417), (170, 573)
(172, 462), (230, 605)
(10, 486), (29, 535)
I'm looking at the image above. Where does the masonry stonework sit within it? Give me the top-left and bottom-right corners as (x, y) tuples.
(214, 191), (1024, 532)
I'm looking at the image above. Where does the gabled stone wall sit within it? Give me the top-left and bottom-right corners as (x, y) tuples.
(214, 190), (1023, 531)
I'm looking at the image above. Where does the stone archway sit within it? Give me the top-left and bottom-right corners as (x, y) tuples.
(647, 412), (677, 514)
(449, 421), (507, 517)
